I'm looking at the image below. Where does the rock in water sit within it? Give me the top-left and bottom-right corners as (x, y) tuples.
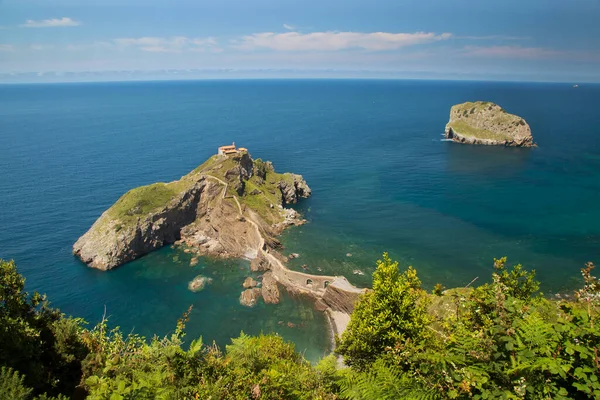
(250, 254), (270, 272)
(240, 288), (261, 307)
(261, 271), (280, 304)
(188, 275), (212, 292)
(278, 175), (312, 205)
(444, 101), (534, 147)
(242, 277), (258, 289)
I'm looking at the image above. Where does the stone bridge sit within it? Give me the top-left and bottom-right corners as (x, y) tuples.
(268, 259), (338, 297)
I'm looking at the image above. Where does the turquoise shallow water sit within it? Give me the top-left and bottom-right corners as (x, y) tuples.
(1, 79), (599, 360)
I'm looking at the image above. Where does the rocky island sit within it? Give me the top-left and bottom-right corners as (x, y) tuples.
(444, 101), (535, 147)
(74, 145), (364, 337)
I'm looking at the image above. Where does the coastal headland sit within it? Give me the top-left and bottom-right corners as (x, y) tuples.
(444, 101), (535, 147)
(73, 145), (365, 337)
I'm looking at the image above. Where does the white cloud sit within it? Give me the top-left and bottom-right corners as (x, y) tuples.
(0, 44), (14, 51)
(114, 36), (220, 53)
(20, 17), (81, 28)
(462, 45), (561, 59)
(231, 31), (452, 52)
(283, 24), (295, 31)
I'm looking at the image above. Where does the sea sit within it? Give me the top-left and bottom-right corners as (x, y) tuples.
(1, 79), (599, 361)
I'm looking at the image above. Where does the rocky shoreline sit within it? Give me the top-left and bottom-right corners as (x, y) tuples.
(73, 151), (365, 339)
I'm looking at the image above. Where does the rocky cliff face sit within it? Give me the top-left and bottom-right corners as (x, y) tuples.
(73, 153), (312, 271)
(279, 175), (312, 205)
(73, 178), (208, 270)
(444, 101), (535, 147)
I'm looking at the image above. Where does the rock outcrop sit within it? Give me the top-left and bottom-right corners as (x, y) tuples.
(73, 178), (208, 270)
(261, 271), (280, 304)
(240, 288), (261, 307)
(250, 254), (270, 272)
(74, 152), (311, 270)
(242, 277), (258, 289)
(444, 101), (534, 147)
(188, 275), (212, 292)
(278, 175), (312, 205)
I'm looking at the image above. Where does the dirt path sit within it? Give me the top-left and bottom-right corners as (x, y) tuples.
(203, 174), (337, 296)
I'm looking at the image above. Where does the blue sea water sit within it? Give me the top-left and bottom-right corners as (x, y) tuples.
(1, 79), (600, 360)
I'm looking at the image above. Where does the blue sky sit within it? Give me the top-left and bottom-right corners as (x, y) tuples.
(1, 0), (599, 82)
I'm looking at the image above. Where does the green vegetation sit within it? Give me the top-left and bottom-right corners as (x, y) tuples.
(237, 157), (298, 225)
(96, 153), (302, 233)
(337, 256), (600, 399)
(2, 254), (599, 399)
(448, 101), (529, 143)
(454, 101), (495, 112)
(335, 254), (430, 369)
(109, 183), (179, 220)
(240, 175), (285, 224)
(106, 154), (239, 227)
(0, 259), (337, 399)
(447, 120), (512, 142)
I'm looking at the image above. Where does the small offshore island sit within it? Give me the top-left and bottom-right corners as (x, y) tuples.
(74, 144), (364, 336)
(445, 101), (535, 147)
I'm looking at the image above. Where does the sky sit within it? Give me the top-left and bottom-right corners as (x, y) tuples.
(1, 0), (600, 83)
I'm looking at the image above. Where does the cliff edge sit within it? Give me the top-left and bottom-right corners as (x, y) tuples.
(444, 101), (535, 147)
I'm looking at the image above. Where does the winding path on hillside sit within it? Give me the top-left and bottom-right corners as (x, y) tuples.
(203, 174), (342, 296)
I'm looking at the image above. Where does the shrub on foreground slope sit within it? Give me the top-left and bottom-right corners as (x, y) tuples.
(336, 255), (600, 399)
(1, 256), (599, 399)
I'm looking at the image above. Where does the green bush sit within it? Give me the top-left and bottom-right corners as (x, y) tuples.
(3, 256), (600, 399)
(337, 256), (600, 399)
(336, 253), (431, 369)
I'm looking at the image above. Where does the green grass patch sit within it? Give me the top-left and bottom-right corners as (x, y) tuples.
(108, 183), (179, 221)
(238, 175), (284, 224)
(448, 120), (512, 141)
(100, 153), (297, 229)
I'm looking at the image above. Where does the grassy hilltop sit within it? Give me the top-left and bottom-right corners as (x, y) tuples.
(445, 101), (534, 146)
(105, 152), (303, 231)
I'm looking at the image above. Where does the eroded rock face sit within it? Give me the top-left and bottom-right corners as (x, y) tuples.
(250, 254), (270, 272)
(243, 277), (258, 289)
(240, 288), (261, 307)
(444, 101), (534, 147)
(188, 275), (212, 292)
(261, 271), (280, 304)
(73, 178), (207, 270)
(278, 175), (312, 205)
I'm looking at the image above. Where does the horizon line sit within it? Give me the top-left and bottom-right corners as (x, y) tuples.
(0, 76), (596, 86)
